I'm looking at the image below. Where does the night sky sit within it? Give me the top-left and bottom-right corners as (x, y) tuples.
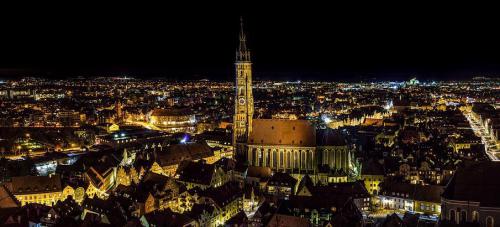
(1, 6), (500, 81)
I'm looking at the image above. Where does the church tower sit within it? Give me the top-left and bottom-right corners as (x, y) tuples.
(233, 17), (254, 153)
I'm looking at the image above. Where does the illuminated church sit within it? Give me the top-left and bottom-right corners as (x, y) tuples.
(233, 19), (359, 181)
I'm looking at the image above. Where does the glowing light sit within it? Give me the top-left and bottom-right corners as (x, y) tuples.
(321, 115), (332, 124)
(121, 133), (125, 137)
(384, 100), (393, 110)
(180, 135), (189, 144)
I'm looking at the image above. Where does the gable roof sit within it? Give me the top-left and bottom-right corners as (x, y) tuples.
(199, 181), (243, 208)
(0, 185), (20, 208)
(266, 214), (310, 227)
(246, 166), (272, 179)
(177, 161), (216, 186)
(156, 142), (213, 166)
(310, 181), (370, 199)
(381, 181), (443, 203)
(296, 175), (314, 196)
(267, 173), (297, 188)
(142, 209), (195, 227)
(361, 159), (385, 176)
(10, 174), (62, 195)
(248, 119), (316, 147)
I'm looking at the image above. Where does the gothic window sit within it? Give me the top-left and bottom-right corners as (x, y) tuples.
(486, 216), (494, 227)
(308, 151), (313, 170)
(330, 150), (335, 167)
(280, 150), (284, 167)
(252, 149), (257, 167)
(294, 151), (299, 168)
(302, 151), (307, 169)
(287, 151), (291, 168)
(449, 210), (456, 224)
(258, 150), (263, 167)
(321, 149), (328, 165)
(273, 150), (277, 168)
(266, 150), (271, 167)
(460, 210), (467, 223)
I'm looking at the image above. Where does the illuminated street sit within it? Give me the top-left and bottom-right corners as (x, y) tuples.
(464, 111), (500, 161)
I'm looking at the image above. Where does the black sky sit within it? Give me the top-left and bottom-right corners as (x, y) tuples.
(1, 5), (500, 81)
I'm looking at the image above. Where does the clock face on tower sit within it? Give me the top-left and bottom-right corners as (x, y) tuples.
(239, 98), (246, 105)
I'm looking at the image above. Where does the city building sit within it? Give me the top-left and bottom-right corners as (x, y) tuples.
(360, 159), (385, 195)
(379, 181), (443, 215)
(149, 108), (196, 133)
(8, 175), (63, 206)
(176, 161), (229, 190)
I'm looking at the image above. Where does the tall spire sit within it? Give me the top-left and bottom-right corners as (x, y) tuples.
(236, 16), (251, 62)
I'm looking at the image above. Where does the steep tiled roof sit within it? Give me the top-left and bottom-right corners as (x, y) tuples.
(10, 175), (62, 195)
(199, 181), (242, 208)
(267, 173), (297, 188)
(0, 185), (20, 208)
(311, 181), (370, 199)
(156, 142), (213, 166)
(246, 166), (272, 179)
(248, 119), (316, 147)
(177, 161), (216, 186)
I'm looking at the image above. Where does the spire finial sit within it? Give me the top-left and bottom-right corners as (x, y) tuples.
(240, 16), (245, 39)
(236, 16), (250, 62)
